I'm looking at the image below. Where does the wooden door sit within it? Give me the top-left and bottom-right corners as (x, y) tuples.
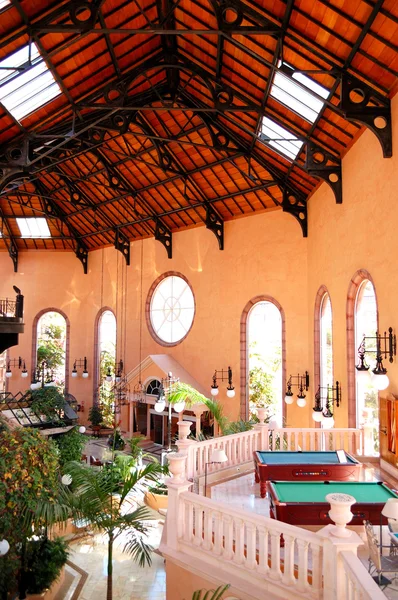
(379, 397), (398, 467)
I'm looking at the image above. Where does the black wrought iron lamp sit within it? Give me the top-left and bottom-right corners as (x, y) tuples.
(312, 382), (341, 428)
(154, 372), (184, 454)
(284, 372), (309, 408)
(356, 328), (396, 391)
(71, 356), (89, 379)
(5, 356), (28, 379)
(30, 360), (56, 390)
(210, 366), (235, 398)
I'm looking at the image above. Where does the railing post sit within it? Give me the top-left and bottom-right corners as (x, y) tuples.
(363, 422), (374, 455)
(176, 420), (197, 480)
(163, 452), (192, 552)
(255, 422), (269, 450)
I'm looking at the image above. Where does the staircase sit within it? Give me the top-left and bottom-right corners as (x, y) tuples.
(0, 291), (24, 353)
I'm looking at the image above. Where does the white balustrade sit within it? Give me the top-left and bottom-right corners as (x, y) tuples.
(340, 550), (385, 600)
(184, 426), (364, 480)
(176, 492), (323, 598)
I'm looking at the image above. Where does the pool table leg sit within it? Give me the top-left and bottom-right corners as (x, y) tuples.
(255, 470), (259, 483)
(260, 481), (267, 498)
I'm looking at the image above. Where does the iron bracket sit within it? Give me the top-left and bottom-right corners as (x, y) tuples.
(114, 228), (130, 265)
(282, 186), (308, 237)
(205, 204), (224, 250)
(305, 143), (342, 204)
(75, 242), (89, 274)
(155, 219), (172, 258)
(340, 73), (392, 158)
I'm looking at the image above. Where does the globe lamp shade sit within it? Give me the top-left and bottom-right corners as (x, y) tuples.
(284, 394), (294, 405)
(297, 397), (307, 408)
(371, 372), (389, 391)
(211, 386), (219, 396)
(173, 401), (185, 413)
(312, 410), (324, 423)
(322, 416), (334, 429)
(0, 539), (10, 556)
(78, 426), (86, 434)
(154, 400), (166, 413)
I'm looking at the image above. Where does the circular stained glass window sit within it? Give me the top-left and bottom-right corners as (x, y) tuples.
(149, 275), (195, 345)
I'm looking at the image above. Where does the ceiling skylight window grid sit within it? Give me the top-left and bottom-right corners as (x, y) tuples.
(16, 218), (51, 238)
(260, 116), (303, 161)
(0, 43), (61, 122)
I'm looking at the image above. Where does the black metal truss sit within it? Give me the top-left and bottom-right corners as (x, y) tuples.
(282, 186), (308, 238)
(205, 204), (224, 250)
(155, 219), (172, 258)
(340, 73), (392, 158)
(0, 204), (18, 272)
(305, 144), (342, 204)
(114, 228), (131, 266)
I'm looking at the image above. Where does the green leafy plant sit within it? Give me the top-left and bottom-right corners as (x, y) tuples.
(88, 404), (104, 427)
(54, 427), (87, 468)
(30, 387), (65, 422)
(147, 482), (168, 496)
(128, 435), (145, 463)
(108, 428), (125, 450)
(24, 537), (69, 594)
(191, 584), (230, 600)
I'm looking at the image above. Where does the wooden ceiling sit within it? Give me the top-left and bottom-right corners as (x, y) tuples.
(0, 0), (397, 271)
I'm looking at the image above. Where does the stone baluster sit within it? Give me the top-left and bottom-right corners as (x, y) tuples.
(257, 526), (269, 575)
(245, 523), (257, 570)
(269, 531), (281, 580)
(233, 518), (245, 564)
(163, 452), (192, 551)
(310, 543), (322, 594)
(203, 508), (213, 551)
(295, 538), (310, 592)
(282, 534), (296, 587)
(222, 514), (233, 560)
(213, 510), (222, 555)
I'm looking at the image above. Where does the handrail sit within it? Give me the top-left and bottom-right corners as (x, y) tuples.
(340, 550), (385, 599)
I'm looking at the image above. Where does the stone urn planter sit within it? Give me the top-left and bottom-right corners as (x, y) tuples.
(167, 452), (187, 482)
(326, 492), (357, 537)
(26, 567), (65, 600)
(257, 407), (267, 424)
(144, 488), (168, 511)
(177, 420), (192, 441)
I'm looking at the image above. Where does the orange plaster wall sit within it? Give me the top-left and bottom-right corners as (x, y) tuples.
(307, 94), (398, 428)
(0, 208), (309, 427)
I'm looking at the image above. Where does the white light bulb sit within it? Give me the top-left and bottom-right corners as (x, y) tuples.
(82, 371), (89, 379)
(322, 416), (334, 429)
(211, 387), (219, 396)
(21, 370), (28, 378)
(71, 371), (78, 378)
(154, 400), (165, 413)
(312, 410), (324, 423)
(78, 426), (86, 434)
(5, 371), (12, 378)
(226, 388), (235, 398)
(297, 397), (307, 408)
(371, 372), (389, 391)
(284, 395), (294, 405)
(61, 474), (72, 486)
(356, 369), (371, 383)
(173, 401), (185, 413)
(0, 539), (10, 557)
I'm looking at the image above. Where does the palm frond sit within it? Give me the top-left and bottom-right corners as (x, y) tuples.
(123, 532), (153, 567)
(168, 382), (228, 435)
(192, 585), (230, 600)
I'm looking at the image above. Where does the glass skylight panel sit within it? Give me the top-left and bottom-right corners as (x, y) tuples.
(0, 0), (10, 10)
(0, 43), (61, 121)
(260, 116), (302, 161)
(16, 218), (51, 238)
(270, 66), (329, 124)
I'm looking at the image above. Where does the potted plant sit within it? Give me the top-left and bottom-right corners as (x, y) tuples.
(24, 537), (69, 599)
(128, 435), (145, 466)
(144, 480), (169, 512)
(30, 387), (65, 424)
(53, 427), (87, 469)
(88, 405), (103, 436)
(108, 428), (125, 451)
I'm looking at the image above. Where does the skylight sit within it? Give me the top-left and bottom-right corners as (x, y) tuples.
(270, 68), (329, 124)
(0, 1), (10, 10)
(16, 218), (51, 238)
(0, 43), (61, 122)
(260, 116), (303, 161)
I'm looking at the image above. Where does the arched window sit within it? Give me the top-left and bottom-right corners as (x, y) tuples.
(97, 309), (117, 427)
(246, 299), (284, 425)
(320, 293), (333, 391)
(35, 310), (68, 389)
(146, 379), (161, 396)
(355, 279), (378, 454)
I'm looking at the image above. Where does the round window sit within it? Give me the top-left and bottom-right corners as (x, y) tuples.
(149, 274), (195, 345)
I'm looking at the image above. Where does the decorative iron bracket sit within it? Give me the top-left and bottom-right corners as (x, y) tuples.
(75, 242), (89, 274)
(282, 186), (307, 237)
(114, 228), (130, 265)
(155, 220), (172, 258)
(305, 143), (342, 204)
(205, 204), (224, 250)
(340, 73), (392, 158)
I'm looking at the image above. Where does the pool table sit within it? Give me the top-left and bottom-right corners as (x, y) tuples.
(268, 481), (398, 526)
(254, 451), (362, 498)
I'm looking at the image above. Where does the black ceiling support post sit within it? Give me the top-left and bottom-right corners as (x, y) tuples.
(205, 204), (224, 250)
(114, 228), (130, 266)
(305, 143), (342, 204)
(340, 73), (392, 158)
(282, 186), (308, 238)
(155, 219), (172, 258)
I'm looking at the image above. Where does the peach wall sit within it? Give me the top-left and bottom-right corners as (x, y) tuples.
(307, 94), (398, 428)
(0, 208), (309, 427)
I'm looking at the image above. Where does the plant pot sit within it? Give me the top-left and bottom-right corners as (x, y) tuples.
(326, 492), (356, 537)
(26, 566), (65, 600)
(144, 490), (169, 512)
(177, 420), (192, 441)
(257, 408), (267, 423)
(167, 452), (186, 482)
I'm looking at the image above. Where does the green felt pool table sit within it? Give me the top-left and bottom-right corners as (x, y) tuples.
(254, 451), (362, 498)
(268, 481), (398, 526)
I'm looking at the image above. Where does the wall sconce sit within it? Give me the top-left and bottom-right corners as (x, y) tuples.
(5, 356), (28, 378)
(284, 372), (309, 408)
(30, 361), (56, 390)
(356, 328), (396, 391)
(210, 366), (235, 398)
(105, 359), (124, 383)
(312, 382), (341, 429)
(71, 357), (89, 379)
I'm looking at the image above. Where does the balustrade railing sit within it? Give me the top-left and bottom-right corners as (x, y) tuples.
(177, 491), (323, 597)
(181, 425), (365, 480)
(0, 298), (16, 317)
(340, 551), (385, 599)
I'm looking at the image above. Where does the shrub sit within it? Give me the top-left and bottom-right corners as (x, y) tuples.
(54, 427), (87, 468)
(30, 387), (65, 423)
(128, 435), (145, 463)
(24, 537), (69, 594)
(108, 428), (125, 450)
(88, 404), (104, 427)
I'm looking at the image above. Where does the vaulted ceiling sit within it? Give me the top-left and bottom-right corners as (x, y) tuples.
(0, 0), (397, 272)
